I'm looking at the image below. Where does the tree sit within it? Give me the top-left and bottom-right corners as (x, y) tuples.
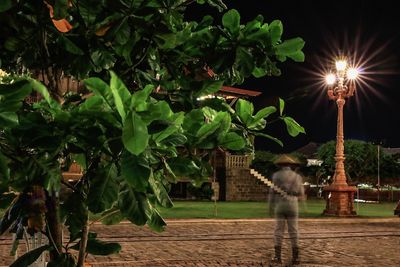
(378, 153), (400, 186)
(317, 140), (400, 185)
(0, 1), (305, 266)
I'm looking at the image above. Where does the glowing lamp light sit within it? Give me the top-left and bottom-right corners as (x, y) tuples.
(335, 60), (347, 71)
(325, 73), (336, 85)
(322, 56), (360, 216)
(346, 68), (359, 80)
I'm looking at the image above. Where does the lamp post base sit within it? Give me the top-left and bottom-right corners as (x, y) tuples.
(323, 184), (357, 216)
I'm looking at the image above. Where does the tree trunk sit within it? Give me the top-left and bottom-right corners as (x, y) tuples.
(46, 193), (62, 260)
(77, 209), (89, 267)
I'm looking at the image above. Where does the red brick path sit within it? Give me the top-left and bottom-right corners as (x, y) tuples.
(1, 218), (399, 266)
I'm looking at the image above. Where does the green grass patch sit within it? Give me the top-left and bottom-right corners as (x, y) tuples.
(158, 199), (397, 219)
(353, 201), (397, 217)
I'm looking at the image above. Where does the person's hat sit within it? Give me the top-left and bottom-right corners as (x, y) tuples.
(273, 154), (301, 165)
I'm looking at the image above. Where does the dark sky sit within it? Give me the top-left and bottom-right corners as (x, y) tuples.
(191, 0), (400, 152)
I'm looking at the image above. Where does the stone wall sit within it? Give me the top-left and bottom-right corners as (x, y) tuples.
(225, 168), (270, 201)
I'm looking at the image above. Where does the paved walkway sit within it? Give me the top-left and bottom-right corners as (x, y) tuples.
(1, 218), (399, 266)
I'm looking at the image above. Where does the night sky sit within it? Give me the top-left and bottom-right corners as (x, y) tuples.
(190, 0), (400, 152)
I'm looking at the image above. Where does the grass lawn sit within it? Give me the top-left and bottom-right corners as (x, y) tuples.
(157, 199), (398, 219)
(0, 199), (397, 220)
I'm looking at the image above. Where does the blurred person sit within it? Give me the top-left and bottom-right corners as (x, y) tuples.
(269, 154), (305, 266)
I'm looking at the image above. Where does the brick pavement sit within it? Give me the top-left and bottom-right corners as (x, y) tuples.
(1, 218), (399, 266)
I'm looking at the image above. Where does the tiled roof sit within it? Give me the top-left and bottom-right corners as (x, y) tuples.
(295, 142), (321, 157)
(219, 86), (262, 97)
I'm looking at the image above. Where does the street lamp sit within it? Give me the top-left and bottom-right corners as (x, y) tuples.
(323, 58), (358, 216)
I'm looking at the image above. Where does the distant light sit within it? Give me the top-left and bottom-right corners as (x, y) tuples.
(335, 60), (347, 71)
(196, 95), (216, 101)
(325, 73), (336, 85)
(347, 68), (359, 80)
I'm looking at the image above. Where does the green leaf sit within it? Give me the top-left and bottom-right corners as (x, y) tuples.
(243, 18), (261, 35)
(155, 33), (177, 49)
(235, 99), (254, 124)
(121, 152), (150, 192)
(130, 84), (154, 111)
(167, 157), (200, 177)
(236, 47), (254, 76)
(114, 18), (131, 45)
(253, 106), (276, 122)
(283, 116), (306, 137)
(90, 50), (116, 71)
(29, 79), (51, 104)
(216, 112), (231, 140)
(87, 163), (119, 213)
(94, 13), (123, 34)
(84, 77), (114, 108)
(59, 35), (84, 55)
(252, 132), (283, 147)
(72, 155), (86, 171)
(288, 51), (305, 62)
(141, 101), (173, 124)
(279, 98), (285, 115)
(110, 71), (130, 121)
(206, 0), (227, 12)
(86, 239), (121, 255)
(63, 192), (87, 241)
(118, 183), (147, 225)
(202, 106), (218, 121)
(122, 112), (149, 155)
(3, 37), (20, 51)
(276, 55), (286, 62)
(269, 20), (283, 44)
(0, 112), (18, 126)
(101, 208), (124, 225)
(149, 173), (173, 208)
(44, 169), (62, 194)
(252, 67), (267, 78)
(183, 109), (204, 135)
(162, 158), (177, 181)
(147, 208), (166, 232)
(0, 79), (30, 96)
(10, 245), (50, 267)
(0, 100), (21, 114)
(219, 132), (245, 150)
(222, 9), (240, 36)
(196, 112), (229, 143)
(53, 0), (69, 19)
(79, 95), (104, 112)
(153, 112), (184, 143)
(161, 133), (187, 148)
(46, 253), (76, 267)
(0, 0), (13, 12)
(276, 37), (305, 57)
(247, 118), (266, 131)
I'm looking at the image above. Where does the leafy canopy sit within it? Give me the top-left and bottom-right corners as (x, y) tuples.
(0, 0), (305, 265)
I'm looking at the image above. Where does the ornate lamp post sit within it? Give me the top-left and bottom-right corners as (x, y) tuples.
(323, 59), (358, 216)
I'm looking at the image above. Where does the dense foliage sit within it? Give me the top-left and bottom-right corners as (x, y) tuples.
(0, 0), (305, 266)
(317, 140), (400, 185)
